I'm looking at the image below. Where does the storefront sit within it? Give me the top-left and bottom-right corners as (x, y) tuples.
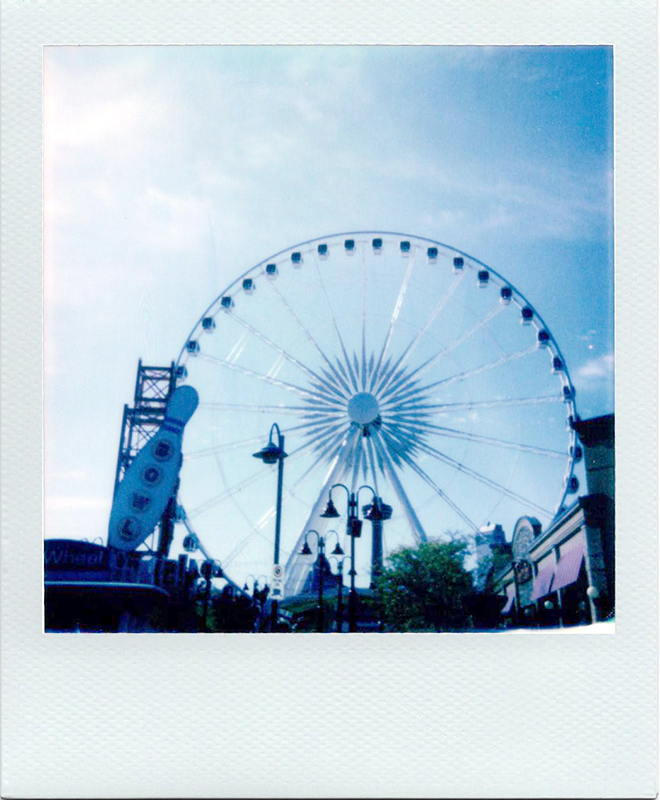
(44, 538), (201, 632)
(492, 414), (614, 628)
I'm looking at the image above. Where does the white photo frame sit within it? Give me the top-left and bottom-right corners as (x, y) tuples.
(1, 1), (656, 797)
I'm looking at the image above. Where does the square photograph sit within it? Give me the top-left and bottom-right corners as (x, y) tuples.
(43, 45), (614, 633)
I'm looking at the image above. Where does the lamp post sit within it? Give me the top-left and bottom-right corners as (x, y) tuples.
(200, 559), (214, 630)
(362, 497), (393, 588)
(328, 554), (345, 632)
(300, 530), (344, 632)
(243, 574), (258, 595)
(321, 484), (380, 632)
(253, 423), (287, 631)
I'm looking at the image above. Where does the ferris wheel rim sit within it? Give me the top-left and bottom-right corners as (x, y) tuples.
(173, 230), (581, 588)
(175, 230), (577, 398)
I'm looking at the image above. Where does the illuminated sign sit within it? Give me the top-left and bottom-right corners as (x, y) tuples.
(44, 540), (108, 571)
(108, 386), (199, 551)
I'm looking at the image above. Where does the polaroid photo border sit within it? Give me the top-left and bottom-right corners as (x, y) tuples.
(1, 1), (657, 797)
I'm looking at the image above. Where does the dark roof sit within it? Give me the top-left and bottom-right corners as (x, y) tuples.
(573, 414), (614, 446)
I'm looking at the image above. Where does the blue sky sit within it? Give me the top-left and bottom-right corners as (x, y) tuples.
(44, 45), (613, 585)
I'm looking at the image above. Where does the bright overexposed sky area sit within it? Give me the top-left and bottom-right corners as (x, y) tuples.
(44, 45), (613, 586)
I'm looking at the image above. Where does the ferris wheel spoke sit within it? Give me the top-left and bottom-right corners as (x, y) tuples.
(185, 427), (300, 460)
(372, 435), (428, 544)
(266, 276), (351, 395)
(417, 440), (552, 516)
(380, 424), (422, 456)
(409, 421), (567, 458)
(187, 465), (272, 518)
(309, 247), (359, 385)
(183, 415), (348, 461)
(298, 394), (346, 413)
(387, 393), (564, 417)
(284, 418), (348, 443)
(186, 438), (314, 519)
(198, 352), (339, 405)
(365, 435), (381, 499)
(333, 352), (360, 396)
(392, 449), (478, 532)
(311, 423), (355, 463)
(384, 303), (506, 399)
(370, 247), (419, 391)
(348, 430), (364, 493)
(222, 445), (333, 569)
(198, 401), (337, 417)
(320, 366), (352, 398)
(222, 505), (278, 566)
(340, 348), (360, 394)
(361, 439), (370, 484)
(288, 413), (347, 432)
(374, 271), (466, 397)
(380, 345), (537, 410)
(227, 310), (345, 399)
(284, 428), (359, 597)
(361, 244), (368, 390)
(303, 415), (349, 442)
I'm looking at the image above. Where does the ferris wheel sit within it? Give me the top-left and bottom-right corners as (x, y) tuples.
(172, 232), (580, 597)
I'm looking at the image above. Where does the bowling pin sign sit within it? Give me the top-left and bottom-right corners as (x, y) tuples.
(108, 385), (199, 552)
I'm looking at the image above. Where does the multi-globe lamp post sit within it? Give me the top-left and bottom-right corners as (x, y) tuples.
(320, 483), (384, 633)
(252, 423), (287, 632)
(243, 574), (268, 596)
(300, 529), (344, 632)
(362, 498), (392, 588)
(327, 552), (345, 632)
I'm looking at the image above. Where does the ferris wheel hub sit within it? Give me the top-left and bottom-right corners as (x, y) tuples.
(348, 392), (380, 424)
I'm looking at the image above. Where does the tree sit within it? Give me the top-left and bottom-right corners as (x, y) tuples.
(375, 537), (473, 632)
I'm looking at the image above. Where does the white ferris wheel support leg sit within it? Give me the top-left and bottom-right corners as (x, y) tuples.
(282, 427), (359, 598)
(372, 435), (428, 546)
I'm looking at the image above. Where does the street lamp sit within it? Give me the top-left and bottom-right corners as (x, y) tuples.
(328, 554), (345, 632)
(253, 574), (269, 608)
(253, 423), (287, 631)
(321, 483), (380, 632)
(243, 574), (258, 595)
(200, 559), (214, 629)
(362, 497), (393, 587)
(300, 529), (344, 632)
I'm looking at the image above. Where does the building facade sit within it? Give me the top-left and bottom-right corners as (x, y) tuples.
(44, 538), (202, 632)
(491, 414), (614, 628)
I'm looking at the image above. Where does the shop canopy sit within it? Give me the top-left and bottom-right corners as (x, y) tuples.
(530, 563), (556, 602)
(500, 583), (516, 615)
(551, 542), (585, 593)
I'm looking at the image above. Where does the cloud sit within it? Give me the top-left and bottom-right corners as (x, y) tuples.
(49, 470), (89, 481)
(574, 353), (614, 382)
(46, 496), (111, 511)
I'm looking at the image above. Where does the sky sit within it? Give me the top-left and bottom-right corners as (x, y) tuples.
(44, 45), (614, 589)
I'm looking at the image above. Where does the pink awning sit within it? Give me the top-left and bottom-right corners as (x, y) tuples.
(552, 542), (585, 592)
(530, 563), (556, 602)
(500, 583), (516, 615)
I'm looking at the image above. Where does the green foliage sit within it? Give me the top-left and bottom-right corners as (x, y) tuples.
(375, 537), (474, 632)
(198, 588), (260, 632)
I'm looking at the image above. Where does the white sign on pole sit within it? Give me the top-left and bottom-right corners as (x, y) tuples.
(271, 564), (284, 598)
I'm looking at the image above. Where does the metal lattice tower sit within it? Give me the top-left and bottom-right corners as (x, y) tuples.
(113, 360), (177, 495)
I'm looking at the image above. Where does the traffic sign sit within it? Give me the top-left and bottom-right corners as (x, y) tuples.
(272, 564), (284, 598)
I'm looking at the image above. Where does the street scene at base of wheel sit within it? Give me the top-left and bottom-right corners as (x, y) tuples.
(44, 46), (614, 633)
